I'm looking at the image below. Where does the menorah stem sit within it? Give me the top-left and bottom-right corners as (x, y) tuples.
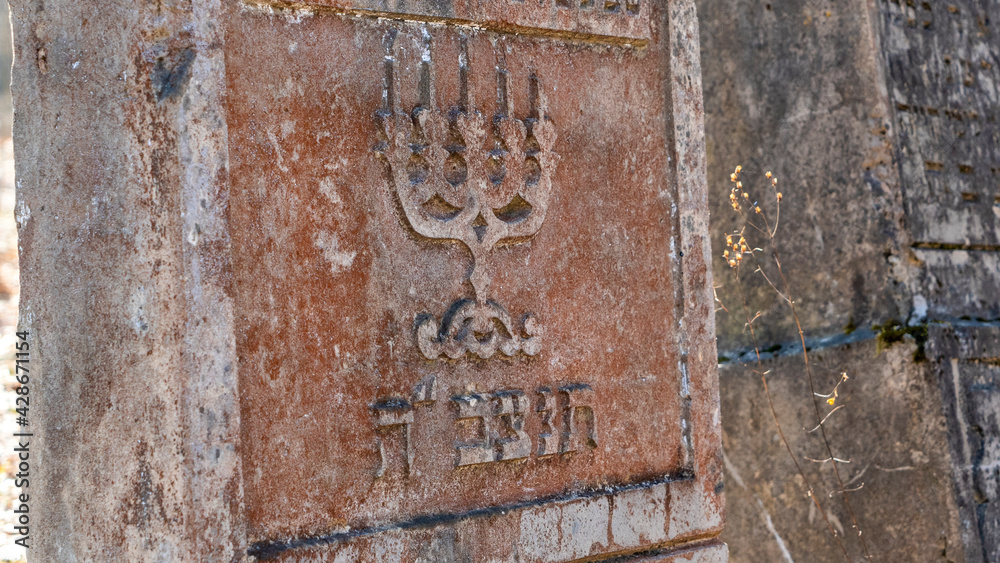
(468, 252), (492, 303)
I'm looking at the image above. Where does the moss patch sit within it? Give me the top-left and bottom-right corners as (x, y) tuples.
(872, 319), (928, 362)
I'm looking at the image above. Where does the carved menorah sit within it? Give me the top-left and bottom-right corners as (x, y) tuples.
(374, 32), (557, 360)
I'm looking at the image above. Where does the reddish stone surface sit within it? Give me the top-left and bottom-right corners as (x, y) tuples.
(230, 11), (682, 535)
(225, 1), (724, 559)
(15, 0), (722, 559)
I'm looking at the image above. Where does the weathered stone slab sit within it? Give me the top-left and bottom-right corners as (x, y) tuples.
(12, 0), (242, 560)
(256, 484), (726, 562)
(928, 323), (1000, 561)
(698, 0), (907, 350)
(227, 1), (723, 559)
(698, 0), (1000, 561)
(719, 338), (967, 562)
(881, 1), (1000, 248)
(915, 248), (1000, 322)
(879, 0), (1000, 321)
(14, 0), (724, 560)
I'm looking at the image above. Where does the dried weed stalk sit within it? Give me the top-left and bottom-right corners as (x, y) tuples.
(718, 166), (872, 561)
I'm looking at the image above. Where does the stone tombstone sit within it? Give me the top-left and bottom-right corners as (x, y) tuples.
(13, 0), (723, 560)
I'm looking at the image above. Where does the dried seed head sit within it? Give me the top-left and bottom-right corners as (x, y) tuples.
(765, 171), (772, 179)
(776, 192), (783, 201)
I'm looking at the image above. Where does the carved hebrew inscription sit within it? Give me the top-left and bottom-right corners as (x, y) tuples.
(372, 376), (437, 477)
(372, 399), (415, 477)
(374, 32), (556, 360)
(451, 384), (597, 467)
(372, 380), (597, 475)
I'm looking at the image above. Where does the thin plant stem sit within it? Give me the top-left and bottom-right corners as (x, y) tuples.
(733, 269), (852, 562)
(770, 249), (873, 560)
(723, 167), (872, 560)
(756, 179), (872, 560)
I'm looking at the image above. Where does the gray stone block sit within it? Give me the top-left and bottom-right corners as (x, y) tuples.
(699, 1), (1000, 560)
(720, 338), (966, 561)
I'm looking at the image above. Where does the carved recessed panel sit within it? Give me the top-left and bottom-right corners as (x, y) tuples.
(227, 5), (700, 556)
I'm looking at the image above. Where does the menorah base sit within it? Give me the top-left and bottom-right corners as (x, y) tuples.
(415, 299), (542, 360)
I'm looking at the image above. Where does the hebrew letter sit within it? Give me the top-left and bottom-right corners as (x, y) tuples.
(536, 387), (560, 457)
(493, 390), (531, 461)
(372, 398), (414, 477)
(452, 393), (494, 466)
(560, 384), (598, 453)
(411, 375), (437, 406)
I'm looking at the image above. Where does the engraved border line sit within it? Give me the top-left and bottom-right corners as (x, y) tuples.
(247, 471), (693, 560)
(240, 0), (650, 48)
(597, 537), (727, 563)
(912, 241), (1000, 252)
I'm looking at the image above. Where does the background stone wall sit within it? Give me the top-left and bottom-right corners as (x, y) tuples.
(699, 0), (1000, 561)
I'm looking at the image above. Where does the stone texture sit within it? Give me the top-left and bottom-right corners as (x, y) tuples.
(13, 0), (242, 560)
(878, 0), (1000, 322)
(230, 0), (724, 559)
(643, 541), (728, 562)
(231, 13), (684, 538)
(699, 0), (908, 351)
(719, 338), (967, 561)
(15, 0), (724, 560)
(698, 0), (1000, 561)
(928, 323), (1000, 561)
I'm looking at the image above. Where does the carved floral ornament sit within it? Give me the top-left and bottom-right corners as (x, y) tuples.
(374, 30), (557, 360)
